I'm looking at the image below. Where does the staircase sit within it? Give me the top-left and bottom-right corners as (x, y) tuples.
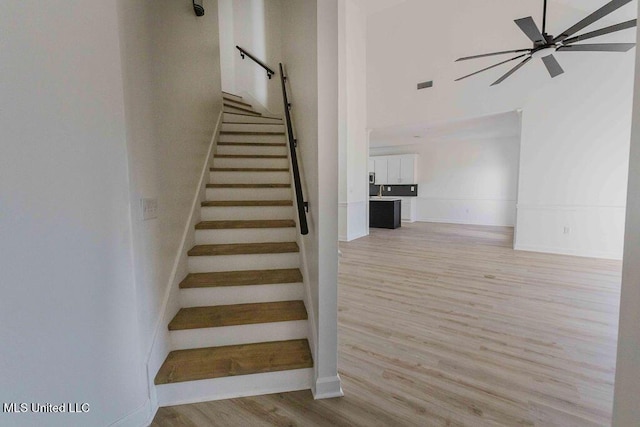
(154, 92), (313, 404)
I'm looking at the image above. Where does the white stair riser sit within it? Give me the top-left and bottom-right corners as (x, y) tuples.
(219, 134), (285, 144)
(156, 368), (313, 407)
(223, 113), (282, 124)
(195, 228), (297, 245)
(222, 123), (285, 133)
(180, 283), (304, 307)
(223, 106), (260, 116)
(223, 99), (253, 111)
(188, 252), (300, 273)
(222, 93), (244, 103)
(216, 145), (287, 156)
(213, 157), (289, 169)
(206, 187), (291, 201)
(170, 320), (308, 350)
(209, 171), (290, 185)
(200, 205), (294, 221)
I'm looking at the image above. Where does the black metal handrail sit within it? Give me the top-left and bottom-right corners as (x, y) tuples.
(236, 46), (276, 79)
(279, 63), (309, 236)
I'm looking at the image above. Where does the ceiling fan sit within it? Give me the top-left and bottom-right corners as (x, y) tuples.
(455, 0), (637, 86)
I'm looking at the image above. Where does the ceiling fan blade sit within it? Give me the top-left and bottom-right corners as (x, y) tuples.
(515, 17), (545, 44)
(563, 19), (637, 45)
(541, 54), (565, 78)
(491, 56), (533, 86)
(456, 49), (531, 62)
(554, 0), (634, 42)
(455, 54), (529, 81)
(557, 43), (636, 52)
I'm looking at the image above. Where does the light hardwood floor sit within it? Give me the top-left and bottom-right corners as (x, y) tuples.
(151, 223), (622, 426)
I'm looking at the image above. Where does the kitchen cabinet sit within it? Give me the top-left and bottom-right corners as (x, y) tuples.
(368, 159), (375, 174)
(373, 158), (388, 185)
(369, 154), (418, 185)
(387, 157), (401, 185)
(399, 197), (416, 222)
(399, 155), (415, 184)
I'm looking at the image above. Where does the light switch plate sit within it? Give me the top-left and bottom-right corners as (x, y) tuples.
(141, 198), (158, 221)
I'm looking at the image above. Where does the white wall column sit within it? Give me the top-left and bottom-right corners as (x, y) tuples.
(612, 2), (640, 423)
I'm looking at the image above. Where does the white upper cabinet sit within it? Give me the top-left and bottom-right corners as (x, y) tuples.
(387, 157), (401, 184)
(400, 155), (416, 184)
(370, 154), (418, 185)
(368, 159), (375, 174)
(373, 157), (388, 185)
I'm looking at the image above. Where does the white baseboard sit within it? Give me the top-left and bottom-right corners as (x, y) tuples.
(514, 244), (622, 260)
(157, 368), (313, 407)
(416, 218), (514, 227)
(312, 375), (344, 400)
(109, 399), (152, 427)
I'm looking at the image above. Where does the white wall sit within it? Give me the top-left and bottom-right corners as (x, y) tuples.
(367, 0), (636, 258)
(116, 0), (223, 416)
(218, 0), (236, 94)
(371, 133), (521, 227)
(338, 0), (369, 241)
(0, 0), (222, 425)
(282, 0), (343, 399)
(613, 2), (640, 423)
(219, 0), (284, 114)
(0, 1), (147, 426)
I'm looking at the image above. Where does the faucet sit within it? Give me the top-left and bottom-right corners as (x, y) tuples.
(378, 185), (383, 198)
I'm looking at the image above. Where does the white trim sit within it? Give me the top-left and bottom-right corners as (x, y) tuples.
(514, 243), (622, 260)
(517, 203), (626, 211)
(144, 109), (223, 421)
(313, 374), (344, 400)
(109, 399), (151, 427)
(416, 218), (514, 227)
(280, 100), (318, 372)
(157, 368), (313, 407)
(420, 197), (516, 202)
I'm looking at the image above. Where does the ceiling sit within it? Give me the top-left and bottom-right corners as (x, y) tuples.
(369, 111), (522, 148)
(362, 0), (407, 15)
(363, 0), (638, 19)
(364, 0), (637, 148)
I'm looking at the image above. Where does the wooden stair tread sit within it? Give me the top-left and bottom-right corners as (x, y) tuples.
(154, 339), (312, 385)
(221, 131), (285, 136)
(206, 183), (291, 189)
(201, 200), (293, 207)
(195, 220), (295, 230)
(223, 103), (260, 115)
(188, 242), (299, 257)
(223, 111), (270, 118)
(222, 91), (243, 99)
(210, 168), (289, 172)
(222, 98), (252, 108)
(168, 300), (308, 331)
(214, 154), (287, 159)
(179, 269), (303, 289)
(217, 142), (286, 147)
(222, 121), (283, 125)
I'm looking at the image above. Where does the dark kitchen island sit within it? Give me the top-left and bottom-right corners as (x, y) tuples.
(369, 198), (402, 229)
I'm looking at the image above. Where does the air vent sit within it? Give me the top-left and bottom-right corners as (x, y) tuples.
(417, 81), (433, 90)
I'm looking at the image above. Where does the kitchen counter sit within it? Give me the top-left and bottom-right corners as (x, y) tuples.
(369, 197), (401, 202)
